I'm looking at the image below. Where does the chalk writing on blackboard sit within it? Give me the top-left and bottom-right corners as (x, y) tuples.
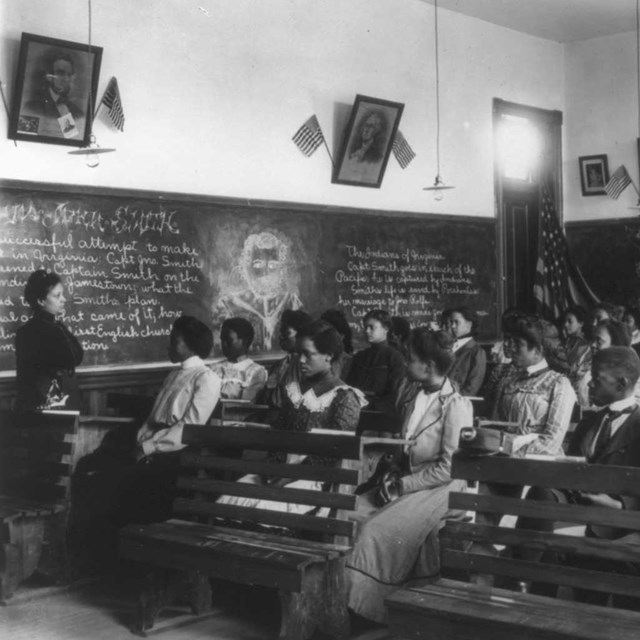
(0, 182), (498, 370)
(0, 197), (206, 364)
(333, 244), (481, 329)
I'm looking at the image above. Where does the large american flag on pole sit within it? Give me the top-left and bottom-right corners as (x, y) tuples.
(533, 182), (599, 321)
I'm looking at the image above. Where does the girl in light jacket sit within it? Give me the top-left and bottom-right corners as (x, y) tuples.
(346, 329), (473, 623)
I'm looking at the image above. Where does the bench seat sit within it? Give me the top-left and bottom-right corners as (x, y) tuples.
(119, 424), (365, 639)
(385, 454), (640, 640)
(120, 518), (351, 592)
(388, 578), (640, 640)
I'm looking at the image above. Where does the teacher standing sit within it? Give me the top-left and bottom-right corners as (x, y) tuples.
(15, 269), (84, 411)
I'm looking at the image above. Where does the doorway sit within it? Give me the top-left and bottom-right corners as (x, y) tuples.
(493, 99), (563, 316)
(502, 184), (539, 312)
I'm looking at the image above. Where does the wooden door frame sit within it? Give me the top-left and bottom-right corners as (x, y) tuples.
(493, 98), (563, 320)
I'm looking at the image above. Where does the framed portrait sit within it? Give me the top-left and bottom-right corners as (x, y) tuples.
(8, 32), (103, 147)
(332, 95), (404, 188)
(579, 154), (609, 196)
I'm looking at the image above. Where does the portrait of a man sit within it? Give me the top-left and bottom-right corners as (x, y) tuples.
(9, 33), (102, 146)
(348, 109), (389, 164)
(333, 95), (404, 188)
(214, 229), (303, 351)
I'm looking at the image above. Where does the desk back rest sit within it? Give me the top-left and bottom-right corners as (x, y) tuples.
(0, 410), (79, 504)
(174, 424), (364, 543)
(441, 453), (640, 603)
(356, 409), (402, 436)
(105, 392), (155, 424)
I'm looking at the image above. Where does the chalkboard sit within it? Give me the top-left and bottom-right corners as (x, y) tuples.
(0, 180), (498, 370)
(566, 219), (640, 304)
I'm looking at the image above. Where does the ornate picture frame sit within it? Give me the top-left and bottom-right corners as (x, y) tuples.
(332, 95), (404, 189)
(8, 32), (103, 147)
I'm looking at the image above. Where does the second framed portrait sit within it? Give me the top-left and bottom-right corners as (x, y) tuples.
(332, 95), (404, 188)
(578, 154), (609, 196)
(8, 32), (103, 147)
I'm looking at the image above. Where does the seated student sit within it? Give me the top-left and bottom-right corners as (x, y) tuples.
(210, 317), (267, 403)
(346, 309), (406, 415)
(218, 321), (366, 513)
(562, 305), (591, 406)
(589, 301), (624, 329)
(471, 316), (577, 558)
(136, 316), (221, 457)
(491, 315), (576, 457)
(516, 347), (640, 608)
(577, 319), (635, 407)
(482, 310), (524, 413)
(71, 316), (221, 567)
(389, 315), (411, 359)
(623, 305), (640, 351)
(320, 308), (354, 380)
(488, 307), (524, 365)
(563, 305), (590, 367)
(439, 308), (454, 335)
(447, 306), (487, 397)
(259, 309), (312, 411)
(346, 329), (473, 624)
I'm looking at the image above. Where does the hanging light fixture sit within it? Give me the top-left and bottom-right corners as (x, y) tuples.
(67, 0), (115, 167)
(423, 0), (455, 200)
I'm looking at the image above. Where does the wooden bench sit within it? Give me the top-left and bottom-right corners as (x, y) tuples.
(119, 424), (364, 638)
(386, 454), (640, 640)
(0, 409), (79, 602)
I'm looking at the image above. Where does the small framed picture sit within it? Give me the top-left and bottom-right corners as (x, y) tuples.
(332, 95), (404, 188)
(8, 32), (102, 147)
(579, 154), (609, 196)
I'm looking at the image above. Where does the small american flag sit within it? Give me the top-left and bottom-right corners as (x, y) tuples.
(604, 165), (632, 199)
(533, 182), (599, 321)
(391, 130), (416, 169)
(100, 77), (125, 132)
(292, 115), (324, 157)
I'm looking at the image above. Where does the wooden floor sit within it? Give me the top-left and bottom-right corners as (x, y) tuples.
(0, 575), (393, 640)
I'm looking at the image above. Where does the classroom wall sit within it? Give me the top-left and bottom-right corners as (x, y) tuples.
(564, 30), (639, 221)
(0, 0), (564, 218)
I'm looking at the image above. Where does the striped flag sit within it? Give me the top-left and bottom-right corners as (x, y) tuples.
(100, 77), (125, 131)
(533, 182), (599, 321)
(292, 115), (324, 157)
(391, 130), (416, 169)
(604, 165), (632, 199)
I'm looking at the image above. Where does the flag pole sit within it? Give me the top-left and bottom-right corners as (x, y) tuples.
(321, 135), (334, 167)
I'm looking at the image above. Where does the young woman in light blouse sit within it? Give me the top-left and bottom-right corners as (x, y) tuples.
(492, 315), (576, 457)
(346, 329), (473, 624)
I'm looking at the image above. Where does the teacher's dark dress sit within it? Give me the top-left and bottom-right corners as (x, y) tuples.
(15, 309), (84, 411)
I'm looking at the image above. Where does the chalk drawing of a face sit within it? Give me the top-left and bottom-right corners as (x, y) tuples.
(215, 229), (303, 351)
(241, 232), (290, 298)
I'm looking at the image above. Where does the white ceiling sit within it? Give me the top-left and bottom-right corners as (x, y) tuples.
(421, 0), (638, 43)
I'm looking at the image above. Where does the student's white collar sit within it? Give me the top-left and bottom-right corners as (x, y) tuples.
(181, 355), (204, 369)
(526, 358), (548, 375)
(452, 336), (472, 353)
(608, 396), (637, 412)
(226, 358), (253, 371)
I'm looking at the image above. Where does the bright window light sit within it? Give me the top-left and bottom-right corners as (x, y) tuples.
(496, 114), (541, 181)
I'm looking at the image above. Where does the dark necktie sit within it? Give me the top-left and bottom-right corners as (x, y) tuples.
(591, 406), (634, 460)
